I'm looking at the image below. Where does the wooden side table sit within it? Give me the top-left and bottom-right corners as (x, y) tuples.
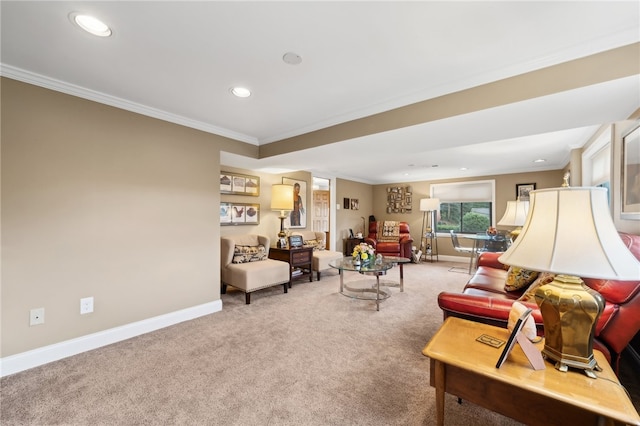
(268, 246), (313, 285)
(422, 317), (640, 426)
(344, 237), (364, 256)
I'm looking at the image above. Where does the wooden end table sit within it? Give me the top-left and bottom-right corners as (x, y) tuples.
(422, 317), (640, 426)
(268, 246), (313, 286)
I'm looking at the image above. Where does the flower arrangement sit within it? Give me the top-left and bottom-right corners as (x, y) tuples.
(352, 243), (375, 264)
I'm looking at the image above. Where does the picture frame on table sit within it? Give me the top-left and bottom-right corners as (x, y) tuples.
(282, 177), (306, 228)
(621, 122), (640, 220)
(516, 183), (536, 201)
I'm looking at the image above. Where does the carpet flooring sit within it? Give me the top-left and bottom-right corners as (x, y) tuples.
(1, 261), (638, 425)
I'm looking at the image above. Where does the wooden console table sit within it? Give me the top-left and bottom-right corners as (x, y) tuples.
(422, 317), (640, 426)
(268, 246), (313, 285)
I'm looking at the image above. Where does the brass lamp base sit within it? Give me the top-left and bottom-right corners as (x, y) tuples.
(534, 274), (605, 379)
(276, 215), (286, 247)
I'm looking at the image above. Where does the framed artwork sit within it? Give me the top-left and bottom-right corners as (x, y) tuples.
(622, 122), (640, 220)
(220, 171), (260, 196)
(343, 198), (350, 209)
(220, 203), (260, 226)
(385, 185), (412, 213)
(351, 199), (359, 210)
(516, 183), (536, 201)
(283, 177), (306, 228)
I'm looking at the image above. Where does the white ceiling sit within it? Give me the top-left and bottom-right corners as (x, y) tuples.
(1, 1), (639, 184)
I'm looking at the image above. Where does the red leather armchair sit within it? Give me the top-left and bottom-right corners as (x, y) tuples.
(437, 232), (640, 373)
(365, 221), (413, 261)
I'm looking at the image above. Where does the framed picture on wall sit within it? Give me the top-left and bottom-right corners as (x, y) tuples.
(621, 122), (640, 220)
(283, 177), (306, 228)
(220, 172), (260, 196)
(516, 183), (536, 201)
(220, 203), (260, 226)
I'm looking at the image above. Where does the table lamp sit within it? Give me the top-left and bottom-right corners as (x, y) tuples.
(271, 184), (294, 247)
(497, 199), (529, 239)
(498, 186), (639, 378)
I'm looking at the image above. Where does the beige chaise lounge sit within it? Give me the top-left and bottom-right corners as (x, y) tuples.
(220, 234), (290, 304)
(291, 231), (343, 281)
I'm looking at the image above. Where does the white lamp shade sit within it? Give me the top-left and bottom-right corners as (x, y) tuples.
(497, 200), (529, 227)
(499, 187), (640, 280)
(420, 198), (440, 212)
(271, 184), (294, 210)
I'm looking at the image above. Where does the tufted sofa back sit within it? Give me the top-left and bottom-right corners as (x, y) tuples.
(583, 232), (640, 356)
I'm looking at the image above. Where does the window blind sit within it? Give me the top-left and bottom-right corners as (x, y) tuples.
(432, 180), (494, 202)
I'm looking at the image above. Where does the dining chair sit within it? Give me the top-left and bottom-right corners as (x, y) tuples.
(449, 230), (475, 274)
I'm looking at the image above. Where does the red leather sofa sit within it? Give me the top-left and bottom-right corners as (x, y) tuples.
(365, 221), (413, 261)
(437, 232), (640, 373)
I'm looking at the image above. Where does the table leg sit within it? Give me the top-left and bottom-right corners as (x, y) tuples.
(399, 263), (404, 292)
(376, 274), (380, 311)
(434, 359), (446, 426)
(468, 240), (480, 274)
(339, 270), (343, 293)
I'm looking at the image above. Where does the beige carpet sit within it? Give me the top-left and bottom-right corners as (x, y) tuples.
(1, 261), (637, 425)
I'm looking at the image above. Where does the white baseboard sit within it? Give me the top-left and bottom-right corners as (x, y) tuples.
(0, 300), (223, 377)
(433, 255), (469, 263)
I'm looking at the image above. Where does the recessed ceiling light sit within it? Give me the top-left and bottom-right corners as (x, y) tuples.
(282, 52), (302, 65)
(70, 13), (112, 37)
(460, 167), (468, 171)
(534, 159), (546, 163)
(230, 87), (251, 98)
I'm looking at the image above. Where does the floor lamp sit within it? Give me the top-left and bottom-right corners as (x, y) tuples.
(419, 198), (440, 261)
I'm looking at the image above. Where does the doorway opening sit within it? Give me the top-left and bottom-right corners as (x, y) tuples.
(312, 177), (331, 249)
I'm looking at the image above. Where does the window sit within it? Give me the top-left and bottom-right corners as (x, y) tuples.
(431, 180), (495, 234)
(582, 126), (611, 205)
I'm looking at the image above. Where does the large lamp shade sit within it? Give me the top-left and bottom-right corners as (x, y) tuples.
(497, 200), (529, 227)
(271, 184), (294, 211)
(271, 184), (294, 244)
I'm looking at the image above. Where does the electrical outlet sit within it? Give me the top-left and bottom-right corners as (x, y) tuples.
(80, 297), (94, 314)
(30, 308), (45, 326)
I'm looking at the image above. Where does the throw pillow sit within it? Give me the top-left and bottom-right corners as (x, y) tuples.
(518, 272), (556, 302)
(304, 239), (325, 251)
(232, 244), (267, 264)
(507, 301), (541, 342)
(378, 221), (400, 242)
(504, 266), (539, 292)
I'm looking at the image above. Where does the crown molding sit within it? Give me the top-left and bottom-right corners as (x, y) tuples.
(0, 64), (259, 145)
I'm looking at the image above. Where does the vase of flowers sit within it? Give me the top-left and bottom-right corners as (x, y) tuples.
(352, 243), (375, 266)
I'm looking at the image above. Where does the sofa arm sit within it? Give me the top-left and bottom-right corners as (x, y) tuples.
(477, 252), (508, 270)
(437, 292), (544, 334)
(399, 235), (414, 245)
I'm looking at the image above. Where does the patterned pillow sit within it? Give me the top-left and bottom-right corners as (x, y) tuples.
(232, 244), (267, 264)
(504, 266), (539, 292)
(518, 272), (556, 302)
(304, 239), (325, 251)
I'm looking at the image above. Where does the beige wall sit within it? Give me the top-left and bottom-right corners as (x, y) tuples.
(1, 79), (226, 356)
(372, 170), (564, 257)
(335, 179), (373, 253)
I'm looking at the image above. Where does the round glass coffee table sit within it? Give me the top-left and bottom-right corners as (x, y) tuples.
(329, 257), (395, 311)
